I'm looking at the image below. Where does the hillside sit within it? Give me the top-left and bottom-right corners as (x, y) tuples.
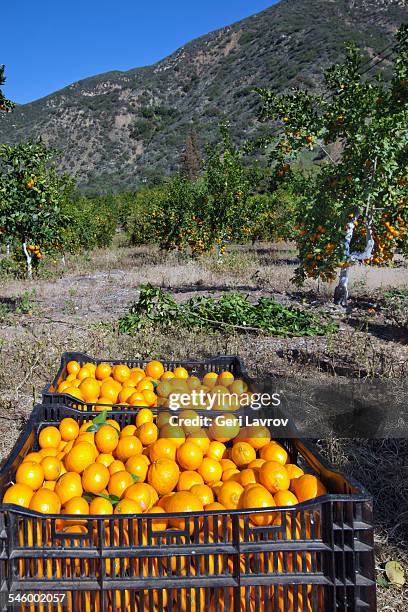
(1, 0), (407, 193)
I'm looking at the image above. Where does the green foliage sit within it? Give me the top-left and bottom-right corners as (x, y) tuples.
(63, 195), (118, 252)
(0, 65), (15, 113)
(126, 188), (167, 246)
(16, 289), (37, 314)
(247, 185), (301, 242)
(119, 283), (337, 338)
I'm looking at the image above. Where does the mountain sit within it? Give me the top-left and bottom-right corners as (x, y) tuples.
(1, 0), (407, 193)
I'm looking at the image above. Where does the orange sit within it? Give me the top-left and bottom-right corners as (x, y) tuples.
(63, 496), (90, 516)
(66, 360), (81, 376)
(156, 381), (173, 398)
(95, 362), (112, 380)
(231, 442), (256, 468)
(293, 475), (327, 502)
(94, 397), (114, 411)
(177, 441), (203, 470)
(65, 442), (97, 473)
(117, 387), (135, 404)
(221, 467), (240, 482)
(239, 468), (258, 487)
(166, 491), (204, 530)
(55, 472), (83, 505)
(149, 438), (177, 462)
(240, 484), (275, 526)
(124, 482), (158, 511)
(190, 484), (214, 506)
(89, 496), (113, 515)
(57, 380), (71, 393)
(137, 379), (154, 392)
(29, 489), (61, 514)
(120, 424), (137, 437)
(141, 389), (157, 407)
(148, 506), (168, 531)
(274, 490), (299, 506)
(136, 408), (154, 427)
(64, 386), (84, 402)
(248, 458), (266, 469)
(242, 425), (271, 449)
(77, 366), (93, 381)
(203, 372), (218, 388)
(79, 420), (94, 433)
(156, 411), (171, 428)
(260, 442), (288, 465)
(75, 432), (95, 446)
(112, 364), (131, 383)
(219, 458), (236, 471)
(39, 426), (61, 449)
(115, 498), (142, 514)
(129, 371), (145, 386)
(16, 462), (44, 490)
(187, 429), (210, 453)
(95, 424), (119, 453)
(173, 366), (188, 379)
(59, 418), (80, 441)
(285, 464), (305, 481)
(99, 381), (119, 403)
(157, 492), (175, 511)
(127, 392), (147, 407)
(109, 459), (126, 475)
(137, 422), (158, 446)
(148, 459), (180, 496)
(115, 436), (143, 462)
(259, 461), (290, 494)
(40, 457), (62, 481)
(145, 360), (165, 379)
(70, 379), (82, 388)
(108, 471), (134, 498)
(96, 453), (115, 468)
(79, 377), (100, 402)
(217, 371), (234, 386)
(217, 481), (244, 509)
(82, 463), (110, 494)
(39, 447), (59, 458)
(125, 455), (149, 482)
(208, 414), (240, 442)
(23, 452), (42, 463)
(159, 424), (185, 448)
(65, 373), (77, 382)
(197, 457), (222, 484)
(122, 378), (136, 389)
(43, 480), (56, 491)
(206, 441), (227, 461)
(3, 483), (34, 508)
(177, 471), (204, 491)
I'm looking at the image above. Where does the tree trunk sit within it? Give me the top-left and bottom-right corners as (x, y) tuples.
(6, 244), (10, 257)
(60, 254), (66, 268)
(22, 241), (33, 279)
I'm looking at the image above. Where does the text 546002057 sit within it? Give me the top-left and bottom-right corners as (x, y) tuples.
(8, 593), (66, 604)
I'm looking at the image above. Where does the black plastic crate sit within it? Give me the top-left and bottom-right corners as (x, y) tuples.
(0, 406), (376, 611)
(42, 352), (250, 410)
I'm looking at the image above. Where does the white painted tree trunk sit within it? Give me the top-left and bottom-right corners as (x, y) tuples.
(60, 254), (66, 268)
(22, 241), (33, 279)
(6, 244), (10, 257)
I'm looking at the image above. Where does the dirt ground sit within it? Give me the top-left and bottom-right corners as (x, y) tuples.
(0, 238), (407, 609)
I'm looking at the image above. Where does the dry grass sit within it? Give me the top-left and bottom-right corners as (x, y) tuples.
(0, 239), (407, 609)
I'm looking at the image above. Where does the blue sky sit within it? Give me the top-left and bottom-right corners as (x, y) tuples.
(2, 0), (277, 104)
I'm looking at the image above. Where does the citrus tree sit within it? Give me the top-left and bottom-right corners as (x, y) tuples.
(256, 25), (408, 305)
(0, 65), (14, 113)
(0, 142), (72, 276)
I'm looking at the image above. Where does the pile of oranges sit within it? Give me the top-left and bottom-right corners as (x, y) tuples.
(54, 359), (250, 411)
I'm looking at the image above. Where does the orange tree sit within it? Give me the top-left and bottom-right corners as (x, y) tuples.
(0, 65), (14, 113)
(0, 142), (72, 276)
(256, 25), (407, 305)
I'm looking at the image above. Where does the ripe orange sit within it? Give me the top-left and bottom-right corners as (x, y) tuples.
(55, 472), (83, 505)
(112, 364), (131, 383)
(125, 455), (150, 482)
(203, 372), (218, 388)
(243, 426), (271, 450)
(23, 452), (43, 463)
(187, 429), (210, 453)
(240, 484), (275, 526)
(63, 496), (90, 516)
(63, 386), (84, 402)
(260, 442), (288, 465)
(258, 461), (290, 494)
(77, 366), (93, 381)
(42, 480), (56, 491)
(109, 459), (126, 475)
(248, 458), (266, 469)
(29, 489), (61, 514)
(206, 441), (227, 461)
(16, 462), (44, 490)
(221, 467), (240, 482)
(82, 463), (110, 494)
(39, 447), (60, 458)
(149, 438), (177, 462)
(141, 389), (157, 407)
(108, 471), (134, 498)
(120, 424), (137, 437)
(238, 468), (258, 487)
(148, 506), (168, 531)
(217, 481), (244, 509)
(79, 377), (100, 402)
(95, 362), (112, 380)
(137, 422), (158, 446)
(75, 432), (95, 446)
(95, 424), (119, 453)
(159, 424), (185, 448)
(115, 436), (143, 462)
(177, 441), (203, 470)
(190, 484), (214, 506)
(231, 442), (256, 468)
(135, 408), (154, 427)
(274, 490), (299, 506)
(208, 414), (240, 442)
(115, 498), (142, 514)
(57, 381), (71, 393)
(161, 370), (175, 381)
(3, 483), (34, 508)
(147, 459), (180, 496)
(293, 475), (327, 502)
(177, 470), (204, 491)
(66, 360), (81, 376)
(137, 379), (154, 392)
(59, 418), (80, 442)
(117, 387), (134, 404)
(99, 381), (119, 403)
(173, 366), (188, 379)
(197, 458), (222, 484)
(124, 482), (158, 512)
(89, 496), (113, 515)
(145, 360), (164, 379)
(65, 442), (97, 473)
(217, 371), (234, 387)
(166, 491), (204, 530)
(127, 392), (146, 407)
(205, 502), (226, 512)
(39, 426), (61, 449)
(219, 458), (236, 472)
(40, 457), (62, 481)
(96, 453), (115, 468)
(285, 464), (304, 481)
